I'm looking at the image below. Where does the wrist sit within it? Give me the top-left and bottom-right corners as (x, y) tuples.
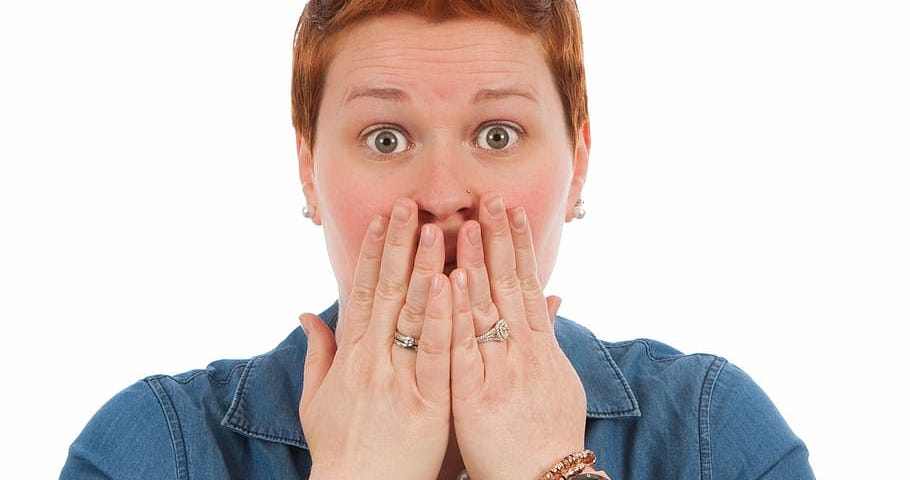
(538, 449), (595, 480)
(307, 465), (361, 480)
(565, 470), (611, 480)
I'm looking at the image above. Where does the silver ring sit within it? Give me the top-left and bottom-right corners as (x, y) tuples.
(394, 330), (419, 350)
(476, 319), (510, 344)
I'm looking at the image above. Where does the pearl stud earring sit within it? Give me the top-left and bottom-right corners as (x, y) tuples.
(573, 199), (586, 220)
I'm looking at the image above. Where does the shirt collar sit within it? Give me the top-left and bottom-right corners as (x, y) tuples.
(222, 302), (639, 449)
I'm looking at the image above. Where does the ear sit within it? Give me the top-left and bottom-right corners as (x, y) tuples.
(296, 133), (322, 225)
(565, 121), (591, 222)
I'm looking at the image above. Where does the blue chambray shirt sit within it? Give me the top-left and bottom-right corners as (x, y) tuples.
(61, 304), (814, 479)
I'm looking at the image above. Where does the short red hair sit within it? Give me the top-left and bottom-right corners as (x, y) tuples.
(291, 0), (588, 150)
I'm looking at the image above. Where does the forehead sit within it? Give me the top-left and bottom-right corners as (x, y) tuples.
(323, 14), (553, 103)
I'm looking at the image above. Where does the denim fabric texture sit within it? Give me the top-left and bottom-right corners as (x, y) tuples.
(61, 303), (814, 479)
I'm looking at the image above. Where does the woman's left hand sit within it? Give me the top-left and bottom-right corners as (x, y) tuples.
(449, 193), (588, 480)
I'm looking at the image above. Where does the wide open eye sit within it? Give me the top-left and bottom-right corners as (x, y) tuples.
(365, 128), (408, 154)
(475, 124), (521, 150)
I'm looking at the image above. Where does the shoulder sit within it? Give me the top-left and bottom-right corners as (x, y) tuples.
(61, 378), (181, 479)
(700, 361), (814, 478)
(61, 358), (250, 479)
(61, 322), (316, 479)
(602, 337), (726, 395)
(559, 317), (769, 416)
(144, 357), (250, 418)
(555, 316), (722, 402)
(555, 317), (813, 478)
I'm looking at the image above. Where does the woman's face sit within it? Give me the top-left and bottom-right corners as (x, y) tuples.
(298, 14), (588, 307)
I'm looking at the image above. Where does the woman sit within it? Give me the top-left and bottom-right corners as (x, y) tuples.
(61, 1), (813, 479)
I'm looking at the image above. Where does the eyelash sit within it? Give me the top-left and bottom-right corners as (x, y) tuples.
(473, 121), (525, 153)
(360, 124), (412, 158)
(359, 121), (526, 157)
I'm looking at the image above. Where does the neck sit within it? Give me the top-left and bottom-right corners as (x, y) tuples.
(436, 428), (464, 480)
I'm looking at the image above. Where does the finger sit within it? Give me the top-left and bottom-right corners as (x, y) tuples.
(456, 220), (501, 338)
(478, 193), (529, 340)
(508, 206), (550, 332)
(397, 223), (445, 343)
(414, 274), (452, 405)
(339, 215), (387, 347)
(449, 269), (486, 401)
(367, 198), (419, 346)
(546, 295), (562, 330)
(298, 313), (338, 411)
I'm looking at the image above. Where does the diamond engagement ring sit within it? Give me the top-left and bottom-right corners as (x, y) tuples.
(475, 319), (510, 344)
(394, 330), (419, 350)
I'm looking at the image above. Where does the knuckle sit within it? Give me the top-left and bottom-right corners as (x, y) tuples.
(348, 284), (375, 307)
(374, 276), (407, 302)
(385, 228), (413, 249)
(515, 250), (536, 270)
(360, 243), (383, 264)
(416, 336), (444, 356)
(519, 273), (541, 294)
(513, 232), (534, 248)
(455, 298), (472, 315)
(398, 301), (424, 324)
(455, 332), (477, 352)
(411, 259), (437, 276)
(492, 270), (522, 293)
(473, 297), (499, 322)
(490, 221), (511, 238)
(465, 252), (486, 269)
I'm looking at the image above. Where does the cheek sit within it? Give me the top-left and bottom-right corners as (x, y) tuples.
(502, 166), (572, 287)
(525, 194), (568, 285)
(504, 153), (572, 228)
(314, 155), (394, 293)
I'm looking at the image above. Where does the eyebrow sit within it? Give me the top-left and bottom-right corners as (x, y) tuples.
(343, 87), (409, 105)
(343, 86), (540, 106)
(472, 87), (539, 105)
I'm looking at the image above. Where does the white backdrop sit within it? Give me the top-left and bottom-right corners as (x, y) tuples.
(1, 1), (907, 478)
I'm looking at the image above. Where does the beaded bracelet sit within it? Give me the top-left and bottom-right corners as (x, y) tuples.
(454, 449), (607, 480)
(538, 449), (597, 480)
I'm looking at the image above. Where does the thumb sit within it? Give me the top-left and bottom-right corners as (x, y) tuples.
(545, 295), (562, 329)
(298, 313), (337, 411)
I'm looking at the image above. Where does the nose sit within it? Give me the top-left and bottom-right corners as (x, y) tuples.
(411, 142), (474, 223)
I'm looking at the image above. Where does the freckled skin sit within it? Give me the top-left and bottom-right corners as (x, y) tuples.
(298, 14), (588, 322)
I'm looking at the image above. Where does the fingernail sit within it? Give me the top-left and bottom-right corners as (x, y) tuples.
(454, 270), (467, 290)
(391, 199), (410, 225)
(299, 314), (311, 335)
(485, 194), (505, 218)
(421, 224), (436, 247)
(367, 215), (387, 239)
(509, 207), (527, 231)
(431, 274), (444, 295)
(467, 222), (481, 246)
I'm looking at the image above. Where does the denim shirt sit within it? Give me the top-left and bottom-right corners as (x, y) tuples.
(61, 304), (814, 479)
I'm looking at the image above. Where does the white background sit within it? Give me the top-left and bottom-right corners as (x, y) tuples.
(1, 1), (907, 478)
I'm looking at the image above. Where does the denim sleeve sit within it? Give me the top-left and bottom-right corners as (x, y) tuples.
(704, 362), (814, 480)
(60, 380), (179, 480)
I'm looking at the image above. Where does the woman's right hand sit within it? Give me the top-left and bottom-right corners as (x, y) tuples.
(297, 199), (453, 479)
